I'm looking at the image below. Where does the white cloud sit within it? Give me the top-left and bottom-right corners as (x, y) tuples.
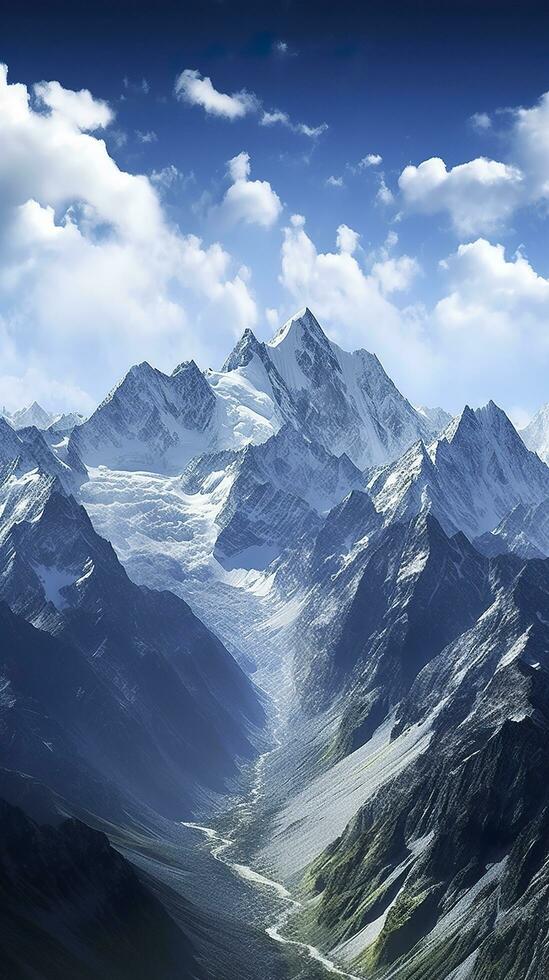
(376, 176), (394, 205)
(261, 109), (290, 127)
(398, 156), (522, 233)
(260, 108), (327, 138)
(214, 151), (282, 228)
(399, 90), (549, 234)
(470, 111), (492, 131)
(175, 67), (326, 137)
(34, 79), (113, 130)
(360, 153), (383, 167)
(279, 216), (434, 387)
(0, 64), (258, 410)
(150, 165), (194, 192)
(136, 129), (157, 143)
(511, 91), (549, 200)
(174, 68), (257, 120)
(326, 175), (344, 188)
(336, 224), (360, 254)
(430, 238), (549, 406)
(297, 122), (328, 138)
(372, 254), (420, 294)
(278, 217), (549, 413)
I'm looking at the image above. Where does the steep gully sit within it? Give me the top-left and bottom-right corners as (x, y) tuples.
(182, 689), (361, 980)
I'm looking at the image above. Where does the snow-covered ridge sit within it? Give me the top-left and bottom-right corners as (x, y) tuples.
(68, 307), (439, 474)
(2, 401), (85, 435)
(369, 401), (549, 538)
(520, 402), (549, 464)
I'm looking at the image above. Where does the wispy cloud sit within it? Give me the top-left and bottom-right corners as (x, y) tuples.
(273, 39), (298, 57)
(261, 109), (328, 139)
(123, 76), (150, 95)
(175, 67), (326, 137)
(136, 129), (157, 143)
(470, 111), (492, 131)
(175, 69), (258, 120)
(360, 153), (383, 168)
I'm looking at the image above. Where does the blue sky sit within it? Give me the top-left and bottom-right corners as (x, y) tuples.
(2, 0), (549, 423)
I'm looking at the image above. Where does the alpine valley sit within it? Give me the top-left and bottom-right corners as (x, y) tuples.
(3, 308), (549, 980)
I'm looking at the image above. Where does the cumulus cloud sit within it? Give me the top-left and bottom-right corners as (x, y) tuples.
(278, 216), (549, 412)
(279, 215), (434, 387)
(326, 175), (344, 188)
(399, 156), (522, 234)
(372, 255), (420, 294)
(0, 64), (258, 411)
(336, 224), (360, 254)
(399, 90), (549, 234)
(470, 111), (492, 131)
(360, 153), (383, 167)
(34, 79), (113, 130)
(511, 91), (549, 200)
(214, 151), (282, 228)
(174, 68), (257, 120)
(430, 238), (549, 407)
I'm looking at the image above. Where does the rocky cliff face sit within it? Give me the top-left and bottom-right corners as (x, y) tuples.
(0, 798), (204, 980)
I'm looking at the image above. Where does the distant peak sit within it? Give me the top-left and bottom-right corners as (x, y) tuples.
(267, 307), (329, 350)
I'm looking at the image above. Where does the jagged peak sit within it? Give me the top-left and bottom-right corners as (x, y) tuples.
(436, 401), (508, 449)
(171, 358), (202, 378)
(267, 307), (330, 350)
(127, 359), (156, 377)
(222, 327), (264, 372)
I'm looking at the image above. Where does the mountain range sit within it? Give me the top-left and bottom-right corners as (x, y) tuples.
(4, 307), (549, 980)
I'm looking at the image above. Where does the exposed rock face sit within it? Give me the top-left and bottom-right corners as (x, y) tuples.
(0, 465), (265, 820)
(369, 402), (549, 538)
(8, 308), (549, 980)
(287, 527), (549, 979)
(224, 308), (436, 469)
(476, 496), (549, 559)
(71, 308), (437, 474)
(0, 798), (204, 980)
(181, 423), (365, 571)
(70, 360), (217, 471)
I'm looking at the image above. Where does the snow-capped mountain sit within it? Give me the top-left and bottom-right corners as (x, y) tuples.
(4, 401), (55, 430)
(8, 305), (549, 980)
(519, 402), (549, 464)
(223, 307), (436, 469)
(475, 496), (549, 559)
(69, 308), (437, 474)
(369, 401), (549, 538)
(301, 551), (549, 980)
(0, 455), (265, 820)
(182, 423), (365, 570)
(0, 417), (87, 494)
(414, 403), (452, 433)
(47, 411), (86, 435)
(69, 360), (219, 471)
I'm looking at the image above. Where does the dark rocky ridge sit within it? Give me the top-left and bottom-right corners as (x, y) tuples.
(0, 797), (204, 980)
